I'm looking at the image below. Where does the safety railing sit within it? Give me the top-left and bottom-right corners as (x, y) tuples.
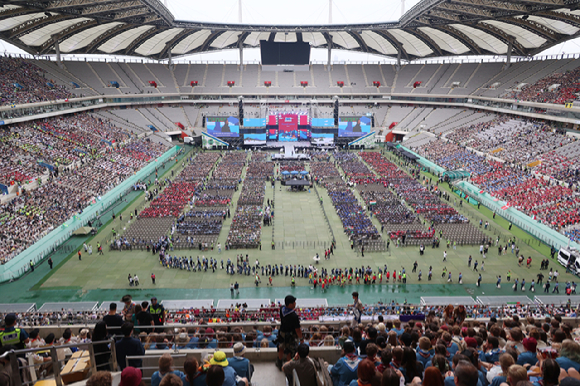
(6, 339), (115, 386)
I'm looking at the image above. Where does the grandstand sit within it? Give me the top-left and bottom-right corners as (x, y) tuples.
(4, 0), (580, 384)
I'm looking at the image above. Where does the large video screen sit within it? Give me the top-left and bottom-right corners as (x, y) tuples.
(206, 116), (239, 137)
(278, 114), (298, 142)
(268, 128), (277, 140)
(244, 133), (266, 142)
(260, 41), (310, 65)
(338, 116), (371, 137)
(311, 118), (335, 127)
(311, 133), (334, 139)
(243, 118), (266, 127)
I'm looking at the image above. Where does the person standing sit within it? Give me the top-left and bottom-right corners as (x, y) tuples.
(276, 295), (303, 370)
(48, 258), (53, 270)
(78, 250), (82, 261)
(351, 292), (364, 325)
(115, 323), (145, 370)
(151, 273), (155, 284)
(149, 297), (165, 333)
(30, 260), (34, 272)
(477, 274), (482, 287)
(234, 282), (239, 295)
(0, 314), (29, 349)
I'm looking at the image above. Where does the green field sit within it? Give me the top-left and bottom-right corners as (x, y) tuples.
(0, 149), (574, 306)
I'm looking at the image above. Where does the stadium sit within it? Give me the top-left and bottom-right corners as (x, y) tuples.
(2, 0), (580, 384)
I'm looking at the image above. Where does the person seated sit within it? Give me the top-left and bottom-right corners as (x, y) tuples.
(159, 373), (182, 386)
(151, 353), (186, 386)
(86, 371), (113, 386)
(517, 338), (538, 367)
(228, 343), (252, 380)
(208, 351), (248, 386)
(283, 343), (319, 386)
(330, 340), (362, 386)
(181, 357), (206, 386)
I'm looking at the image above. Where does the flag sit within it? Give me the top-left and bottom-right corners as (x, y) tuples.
(501, 203), (511, 210)
(479, 190), (484, 194)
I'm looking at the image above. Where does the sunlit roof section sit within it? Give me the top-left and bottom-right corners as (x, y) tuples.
(451, 24), (507, 54)
(418, 27), (469, 55)
(330, 32), (359, 49)
(483, 20), (546, 49)
(389, 29), (432, 57)
(0, 13), (46, 32)
(172, 30), (212, 53)
(210, 31), (241, 49)
(99, 25), (155, 53)
(302, 32), (327, 46)
(20, 18), (91, 46)
(244, 32), (271, 47)
(60, 23), (123, 52)
(360, 31), (397, 55)
(135, 28), (183, 55)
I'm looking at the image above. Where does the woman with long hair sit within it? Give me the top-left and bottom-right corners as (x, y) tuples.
(91, 321), (111, 371)
(423, 367), (444, 386)
(400, 347), (423, 384)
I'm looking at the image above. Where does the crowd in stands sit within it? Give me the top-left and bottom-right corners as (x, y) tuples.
(505, 66), (580, 105)
(0, 114), (167, 262)
(6, 300), (580, 386)
(414, 138), (580, 229)
(0, 57), (73, 106)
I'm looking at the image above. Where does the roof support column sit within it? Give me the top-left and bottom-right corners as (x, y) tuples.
(52, 35), (62, 69)
(503, 40), (513, 70)
(238, 35), (244, 70)
(396, 49), (402, 71)
(168, 50), (172, 71)
(327, 35), (332, 66)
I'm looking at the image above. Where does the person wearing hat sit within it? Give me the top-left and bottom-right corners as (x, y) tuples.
(517, 337), (538, 367)
(119, 367), (144, 386)
(148, 297), (165, 333)
(0, 314), (28, 349)
(282, 343), (318, 386)
(121, 295), (136, 322)
(276, 295), (304, 370)
(329, 340), (362, 386)
(209, 351), (248, 386)
(229, 343), (252, 380)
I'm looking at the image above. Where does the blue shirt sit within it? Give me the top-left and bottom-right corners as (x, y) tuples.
(517, 351), (537, 367)
(151, 370), (185, 386)
(222, 366), (239, 386)
(186, 337), (199, 349)
(228, 357), (251, 379)
(485, 349), (503, 363)
(331, 356), (362, 386)
(416, 349), (434, 368)
(445, 376), (483, 386)
(490, 375), (507, 386)
(180, 373), (207, 386)
(556, 357), (580, 372)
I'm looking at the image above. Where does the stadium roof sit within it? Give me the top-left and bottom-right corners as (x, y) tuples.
(2, 0), (580, 60)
